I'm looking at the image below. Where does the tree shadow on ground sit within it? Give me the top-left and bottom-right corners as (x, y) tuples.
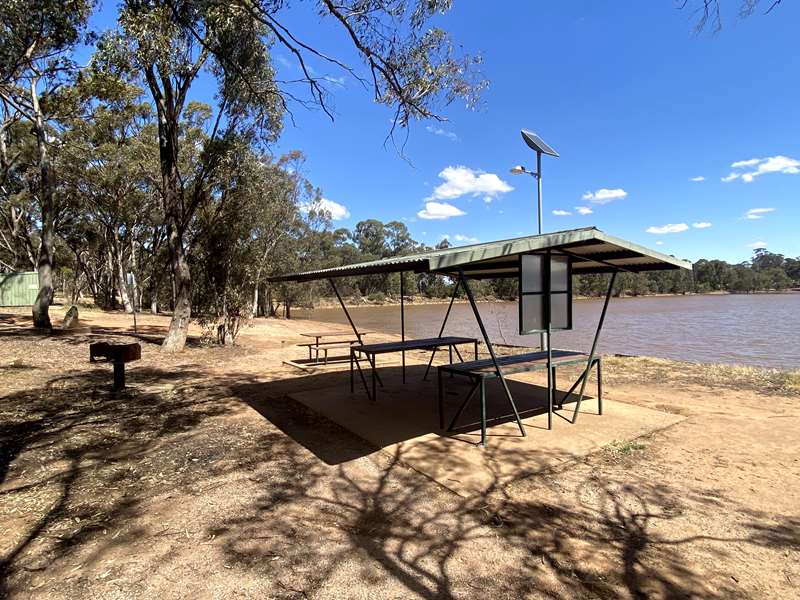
(2, 356), (798, 599)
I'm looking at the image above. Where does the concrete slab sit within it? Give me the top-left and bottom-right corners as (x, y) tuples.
(286, 362), (685, 497)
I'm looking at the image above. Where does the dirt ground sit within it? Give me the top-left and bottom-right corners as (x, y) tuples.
(1, 306), (798, 599)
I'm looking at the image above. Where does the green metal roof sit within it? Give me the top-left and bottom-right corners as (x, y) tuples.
(267, 227), (693, 283)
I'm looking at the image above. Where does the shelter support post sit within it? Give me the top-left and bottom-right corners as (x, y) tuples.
(331, 278), (382, 398)
(400, 272), (405, 383)
(546, 250), (553, 430)
(423, 279), (461, 380)
(458, 268), (525, 444)
(329, 278), (362, 344)
(570, 270), (617, 423)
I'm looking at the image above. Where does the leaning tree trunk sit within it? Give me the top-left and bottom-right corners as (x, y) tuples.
(30, 79), (54, 329)
(32, 216), (54, 328)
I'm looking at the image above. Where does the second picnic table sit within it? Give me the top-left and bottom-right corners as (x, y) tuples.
(299, 330), (373, 364)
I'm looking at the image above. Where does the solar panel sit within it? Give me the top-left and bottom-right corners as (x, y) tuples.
(521, 130), (559, 157)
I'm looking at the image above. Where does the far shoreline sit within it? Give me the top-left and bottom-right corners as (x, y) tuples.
(301, 288), (800, 310)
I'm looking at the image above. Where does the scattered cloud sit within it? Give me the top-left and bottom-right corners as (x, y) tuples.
(442, 234), (480, 244)
(656, 241), (664, 246)
(454, 234), (479, 243)
(744, 207), (775, 220)
(323, 75), (346, 87)
(575, 206), (593, 215)
(299, 197), (350, 220)
(731, 158), (761, 168)
(581, 188), (627, 204)
(747, 241), (768, 249)
(722, 155), (800, 183)
(689, 176), (705, 182)
(646, 223), (689, 234)
(417, 201), (466, 220)
(425, 125), (459, 142)
(275, 54), (292, 68)
(552, 209), (572, 216)
(692, 222), (712, 229)
(428, 166), (513, 202)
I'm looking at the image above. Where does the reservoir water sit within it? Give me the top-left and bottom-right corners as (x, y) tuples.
(296, 293), (800, 370)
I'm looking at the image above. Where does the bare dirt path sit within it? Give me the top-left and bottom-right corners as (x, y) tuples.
(1, 308), (798, 599)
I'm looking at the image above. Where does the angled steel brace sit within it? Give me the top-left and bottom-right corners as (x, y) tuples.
(447, 379), (481, 431)
(423, 279), (461, 380)
(571, 271), (617, 423)
(458, 268), (526, 440)
(331, 278), (383, 397)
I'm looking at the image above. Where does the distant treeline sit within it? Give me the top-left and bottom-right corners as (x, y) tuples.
(269, 220), (799, 312)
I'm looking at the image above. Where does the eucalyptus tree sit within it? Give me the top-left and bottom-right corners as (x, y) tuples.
(99, 0), (483, 352)
(59, 74), (160, 313)
(192, 146), (308, 343)
(0, 0), (94, 327)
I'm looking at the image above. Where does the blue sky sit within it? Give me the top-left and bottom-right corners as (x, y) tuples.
(90, 1), (799, 262)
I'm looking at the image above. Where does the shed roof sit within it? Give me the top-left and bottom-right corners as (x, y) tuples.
(267, 227), (693, 283)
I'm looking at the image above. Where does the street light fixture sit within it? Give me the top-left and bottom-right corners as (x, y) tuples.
(510, 130), (559, 235)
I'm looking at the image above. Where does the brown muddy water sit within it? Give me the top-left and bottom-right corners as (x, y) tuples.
(296, 293), (800, 370)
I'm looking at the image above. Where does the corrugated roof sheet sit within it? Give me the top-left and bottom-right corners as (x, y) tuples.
(267, 227), (693, 283)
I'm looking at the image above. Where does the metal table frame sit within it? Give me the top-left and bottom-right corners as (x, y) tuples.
(438, 350), (602, 446)
(350, 337), (479, 402)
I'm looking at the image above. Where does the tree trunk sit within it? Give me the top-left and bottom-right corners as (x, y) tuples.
(32, 223), (54, 328)
(29, 79), (54, 329)
(251, 285), (259, 319)
(130, 239), (141, 312)
(161, 223), (191, 352)
(112, 236), (134, 314)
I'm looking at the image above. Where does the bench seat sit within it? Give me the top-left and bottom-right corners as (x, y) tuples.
(439, 349), (591, 378)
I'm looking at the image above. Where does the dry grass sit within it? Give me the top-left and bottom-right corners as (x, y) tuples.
(602, 355), (800, 396)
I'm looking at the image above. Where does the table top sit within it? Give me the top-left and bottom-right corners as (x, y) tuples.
(352, 336), (477, 354)
(300, 330), (373, 338)
(440, 349), (592, 377)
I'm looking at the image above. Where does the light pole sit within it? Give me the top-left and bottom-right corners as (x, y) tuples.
(511, 130), (559, 351)
(510, 130), (559, 235)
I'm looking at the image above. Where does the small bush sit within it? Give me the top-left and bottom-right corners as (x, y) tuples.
(367, 291), (386, 304)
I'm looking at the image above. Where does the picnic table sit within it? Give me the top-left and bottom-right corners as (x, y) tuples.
(438, 350), (602, 446)
(350, 336), (479, 401)
(298, 330), (373, 365)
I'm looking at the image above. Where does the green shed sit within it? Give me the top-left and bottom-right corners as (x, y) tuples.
(0, 271), (39, 306)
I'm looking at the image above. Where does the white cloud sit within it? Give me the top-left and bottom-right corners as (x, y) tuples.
(428, 166), (513, 201)
(552, 209), (572, 216)
(417, 201), (466, 220)
(453, 234), (479, 243)
(744, 207), (775, 220)
(689, 176), (705, 182)
(656, 241), (664, 246)
(731, 158), (761, 168)
(425, 125), (458, 142)
(323, 75), (346, 87)
(722, 155), (800, 183)
(692, 222), (712, 229)
(575, 206), (593, 215)
(581, 188), (627, 204)
(275, 54), (292, 68)
(646, 223), (689, 234)
(747, 241), (768, 249)
(299, 197), (350, 220)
